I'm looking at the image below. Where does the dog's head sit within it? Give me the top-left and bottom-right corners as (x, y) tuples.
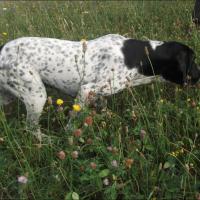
(122, 39), (200, 86)
(160, 43), (200, 86)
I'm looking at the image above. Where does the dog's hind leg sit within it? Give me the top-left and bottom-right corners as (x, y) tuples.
(2, 66), (47, 142)
(0, 71), (16, 106)
(0, 89), (15, 106)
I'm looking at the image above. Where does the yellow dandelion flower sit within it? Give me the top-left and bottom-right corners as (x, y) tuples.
(187, 98), (191, 102)
(160, 99), (164, 103)
(170, 148), (184, 157)
(73, 104), (81, 112)
(56, 99), (64, 106)
(2, 32), (7, 36)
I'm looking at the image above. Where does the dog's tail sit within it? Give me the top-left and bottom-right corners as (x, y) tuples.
(0, 44), (5, 69)
(0, 44), (4, 51)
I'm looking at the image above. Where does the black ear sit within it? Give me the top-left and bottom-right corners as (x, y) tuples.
(121, 39), (149, 69)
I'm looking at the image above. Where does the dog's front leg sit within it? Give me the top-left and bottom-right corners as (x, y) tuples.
(65, 82), (100, 131)
(65, 81), (114, 131)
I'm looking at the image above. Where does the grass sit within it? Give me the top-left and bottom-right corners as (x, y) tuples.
(0, 1), (200, 200)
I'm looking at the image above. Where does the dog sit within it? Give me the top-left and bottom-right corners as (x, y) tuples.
(0, 34), (199, 141)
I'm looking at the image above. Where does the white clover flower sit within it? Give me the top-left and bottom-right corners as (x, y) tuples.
(103, 178), (109, 186)
(111, 160), (118, 168)
(17, 176), (28, 184)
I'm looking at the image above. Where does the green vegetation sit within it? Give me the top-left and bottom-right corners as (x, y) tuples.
(0, 1), (200, 200)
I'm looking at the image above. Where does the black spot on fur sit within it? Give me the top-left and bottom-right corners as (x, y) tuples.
(5, 47), (10, 52)
(20, 70), (25, 76)
(102, 55), (106, 60)
(46, 69), (52, 73)
(114, 58), (118, 63)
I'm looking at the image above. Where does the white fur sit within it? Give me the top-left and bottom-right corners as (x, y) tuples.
(149, 40), (164, 50)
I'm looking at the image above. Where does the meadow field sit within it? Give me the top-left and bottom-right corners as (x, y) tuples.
(0, 1), (200, 200)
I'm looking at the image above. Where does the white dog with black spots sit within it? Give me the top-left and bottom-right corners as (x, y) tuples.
(0, 34), (199, 141)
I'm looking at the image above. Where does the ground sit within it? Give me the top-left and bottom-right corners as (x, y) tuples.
(0, 1), (200, 200)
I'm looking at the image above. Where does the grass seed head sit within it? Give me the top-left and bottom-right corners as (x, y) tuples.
(0, 137), (4, 144)
(81, 39), (87, 53)
(140, 129), (146, 140)
(191, 100), (196, 108)
(68, 137), (74, 145)
(57, 106), (64, 112)
(80, 166), (85, 172)
(47, 96), (53, 105)
(112, 147), (118, 154)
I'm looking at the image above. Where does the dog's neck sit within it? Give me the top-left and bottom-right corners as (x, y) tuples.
(128, 75), (161, 88)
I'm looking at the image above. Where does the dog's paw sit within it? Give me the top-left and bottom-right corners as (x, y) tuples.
(33, 129), (52, 144)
